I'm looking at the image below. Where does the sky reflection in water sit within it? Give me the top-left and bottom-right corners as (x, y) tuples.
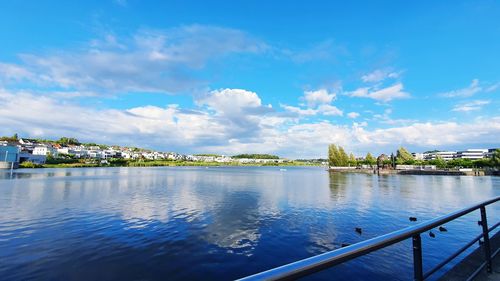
(0, 167), (498, 281)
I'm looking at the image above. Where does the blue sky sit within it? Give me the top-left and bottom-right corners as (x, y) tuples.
(0, 0), (499, 158)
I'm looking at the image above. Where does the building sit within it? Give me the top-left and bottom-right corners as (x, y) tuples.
(423, 151), (456, 161)
(0, 144), (20, 169)
(33, 145), (58, 157)
(19, 152), (47, 164)
(412, 153), (424, 160)
(486, 148), (499, 158)
(455, 149), (488, 160)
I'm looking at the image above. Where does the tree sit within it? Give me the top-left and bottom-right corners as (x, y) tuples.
(428, 156), (446, 169)
(365, 153), (376, 166)
(0, 134), (19, 142)
(328, 144), (356, 167)
(328, 144), (340, 167)
(491, 149), (500, 168)
(338, 147), (349, 166)
(396, 146), (414, 164)
(57, 137), (80, 146)
(349, 153), (357, 166)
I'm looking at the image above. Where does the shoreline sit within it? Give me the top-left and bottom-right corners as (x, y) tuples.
(13, 160), (323, 169)
(328, 167), (499, 176)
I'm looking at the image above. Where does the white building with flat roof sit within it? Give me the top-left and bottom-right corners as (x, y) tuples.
(424, 151), (456, 161)
(412, 153), (424, 160)
(455, 149), (487, 160)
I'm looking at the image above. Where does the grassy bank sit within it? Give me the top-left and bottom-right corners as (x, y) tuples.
(19, 159), (322, 169)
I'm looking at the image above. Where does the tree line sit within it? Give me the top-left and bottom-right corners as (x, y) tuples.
(328, 144), (500, 168)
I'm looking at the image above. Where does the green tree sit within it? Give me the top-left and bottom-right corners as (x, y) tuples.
(328, 144), (340, 166)
(396, 146), (414, 164)
(348, 153), (357, 166)
(365, 152), (376, 166)
(428, 156), (447, 169)
(57, 137), (80, 145)
(491, 149), (500, 168)
(338, 147), (349, 166)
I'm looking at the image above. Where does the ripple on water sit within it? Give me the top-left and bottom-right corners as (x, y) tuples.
(0, 167), (498, 281)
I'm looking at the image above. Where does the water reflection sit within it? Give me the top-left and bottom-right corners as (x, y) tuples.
(0, 167), (498, 281)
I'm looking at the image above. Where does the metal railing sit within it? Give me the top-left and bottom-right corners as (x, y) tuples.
(238, 196), (500, 281)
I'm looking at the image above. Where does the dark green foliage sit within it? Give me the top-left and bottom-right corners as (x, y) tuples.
(0, 133), (19, 142)
(232, 154), (279, 159)
(57, 137), (80, 145)
(491, 149), (500, 167)
(108, 158), (128, 166)
(45, 156), (79, 164)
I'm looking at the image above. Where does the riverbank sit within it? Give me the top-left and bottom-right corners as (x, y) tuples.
(18, 159), (323, 169)
(329, 167), (499, 176)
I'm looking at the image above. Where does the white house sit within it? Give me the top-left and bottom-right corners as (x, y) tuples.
(33, 145), (58, 157)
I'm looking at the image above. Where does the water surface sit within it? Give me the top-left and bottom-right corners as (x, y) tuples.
(0, 167), (498, 280)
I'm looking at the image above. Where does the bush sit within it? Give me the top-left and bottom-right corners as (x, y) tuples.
(19, 161), (42, 168)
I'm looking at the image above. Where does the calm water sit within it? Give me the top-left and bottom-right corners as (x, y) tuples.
(0, 167), (499, 281)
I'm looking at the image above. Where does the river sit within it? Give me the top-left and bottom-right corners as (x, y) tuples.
(0, 166), (498, 280)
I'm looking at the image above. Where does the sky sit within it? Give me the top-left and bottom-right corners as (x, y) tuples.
(0, 0), (499, 158)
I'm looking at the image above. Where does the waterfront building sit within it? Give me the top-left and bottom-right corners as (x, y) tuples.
(0, 144), (20, 169)
(411, 153), (424, 160)
(455, 149), (488, 160)
(18, 152), (47, 164)
(486, 148), (499, 158)
(33, 145), (58, 157)
(423, 151), (456, 161)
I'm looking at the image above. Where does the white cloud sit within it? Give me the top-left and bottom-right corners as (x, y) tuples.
(1, 88), (499, 158)
(0, 25), (267, 94)
(361, 69), (399, 83)
(282, 88), (342, 117)
(485, 82), (500, 93)
(452, 100), (490, 112)
(303, 89), (336, 107)
(197, 88), (263, 114)
(347, 83), (410, 102)
(317, 104), (343, 116)
(0, 62), (34, 81)
(347, 112), (360, 119)
(439, 79), (482, 98)
(281, 104), (317, 116)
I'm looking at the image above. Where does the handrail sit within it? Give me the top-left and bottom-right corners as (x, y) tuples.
(238, 196), (500, 281)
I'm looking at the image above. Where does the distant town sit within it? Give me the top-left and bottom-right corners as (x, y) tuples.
(1, 134), (499, 172)
(0, 135), (319, 169)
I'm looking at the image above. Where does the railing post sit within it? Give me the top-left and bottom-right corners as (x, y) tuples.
(479, 206), (492, 273)
(412, 234), (424, 281)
